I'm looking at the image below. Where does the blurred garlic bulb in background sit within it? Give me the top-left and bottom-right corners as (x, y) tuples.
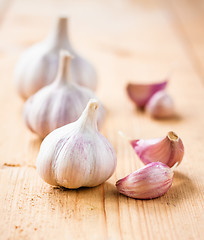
(24, 50), (104, 138)
(36, 99), (116, 189)
(14, 17), (97, 99)
(146, 90), (175, 118)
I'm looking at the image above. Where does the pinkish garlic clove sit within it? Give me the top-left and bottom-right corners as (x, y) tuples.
(126, 80), (168, 108)
(116, 162), (175, 199)
(146, 90), (174, 118)
(130, 131), (184, 168)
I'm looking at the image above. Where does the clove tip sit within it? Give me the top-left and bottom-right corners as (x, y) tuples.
(167, 131), (179, 142)
(87, 99), (99, 111)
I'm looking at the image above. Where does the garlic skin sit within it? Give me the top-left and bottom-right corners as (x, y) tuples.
(14, 17), (97, 99)
(130, 131), (184, 168)
(36, 99), (117, 189)
(24, 50), (105, 139)
(116, 162), (174, 199)
(146, 90), (174, 118)
(126, 80), (167, 108)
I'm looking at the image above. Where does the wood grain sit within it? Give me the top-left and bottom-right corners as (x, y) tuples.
(0, 0), (204, 239)
(168, 0), (204, 82)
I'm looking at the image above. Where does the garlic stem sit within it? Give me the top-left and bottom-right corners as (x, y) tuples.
(55, 50), (72, 84)
(49, 17), (71, 48)
(79, 99), (98, 131)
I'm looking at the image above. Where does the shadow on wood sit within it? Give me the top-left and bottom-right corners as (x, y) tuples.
(167, 171), (196, 202)
(150, 113), (183, 123)
(29, 135), (43, 148)
(113, 171), (196, 205)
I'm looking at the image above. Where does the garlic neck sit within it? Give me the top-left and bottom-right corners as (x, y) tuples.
(55, 50), (72, 85)
(79, 100), (98, 132)
(48, 17), (72, 49)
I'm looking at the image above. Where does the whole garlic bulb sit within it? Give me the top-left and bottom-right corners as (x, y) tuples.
(24, 50), (105, 139)
(36, 99), (117, 189)
(146, 90), (174, 118)
(14, 17), (97, 99)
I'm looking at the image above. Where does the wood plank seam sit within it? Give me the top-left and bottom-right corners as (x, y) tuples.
(167, 0), (204, 85)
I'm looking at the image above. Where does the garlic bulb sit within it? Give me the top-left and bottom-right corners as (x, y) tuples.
(116, 162), (174, 199)
(146, 90), (174, 118)
(14, 17), (97, 99)
(130, 131), (184, 167)
(126, 80), (167, 108)
(24, 50), (105, 139)
(36, 99), (117, 189)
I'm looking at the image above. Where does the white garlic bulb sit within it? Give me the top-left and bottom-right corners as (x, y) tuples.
(14, 17), (97, 99)
(24, 50), (105, 139)
(36, 99), (117, 189)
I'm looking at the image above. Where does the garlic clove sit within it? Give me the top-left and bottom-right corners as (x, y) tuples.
(130, 131), (184, 168)
(116, 162), (174, 199)
(146, 90), (174, 118)
(24, 50), (105, 139)
(14, 17), (97, 99)
(126, 80), (168, 108)
(36, 99), (117, 189)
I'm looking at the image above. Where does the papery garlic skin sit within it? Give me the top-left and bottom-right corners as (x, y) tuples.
(14, 43), (58, 99)
(116, 162), (173, 199)
(24, 50), (105, 139)
(146, 90), (174, 118)
(126, 80), (167, 108)
(14, 17), (97, 99)
(130, 131), (184, 168)
(36, 99), (116, 189)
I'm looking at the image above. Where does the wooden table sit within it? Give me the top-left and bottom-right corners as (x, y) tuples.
(0, 0), (204, 239)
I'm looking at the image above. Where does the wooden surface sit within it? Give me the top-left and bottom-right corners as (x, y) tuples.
(0, 0), (204, 239)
